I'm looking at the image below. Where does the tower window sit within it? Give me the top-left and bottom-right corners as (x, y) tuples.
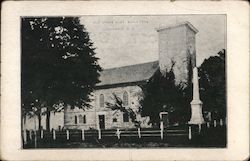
(100, 94), (104, 107)
(123, 91), (129, 106)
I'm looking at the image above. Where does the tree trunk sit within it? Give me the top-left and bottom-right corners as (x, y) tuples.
(46, 109), (51, 131)
(38, 114), (42, 130)
(22, 114), (28, 146)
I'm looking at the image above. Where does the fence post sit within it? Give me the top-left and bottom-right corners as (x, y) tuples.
(160, 121), (164, 140)
(214, 120), (217, 127)
(188, 126), (192, 140)
(98, 128), (101, 140)
(160, 128), (164, 140)
(82, 129), (85, 141)
(66, 130), (70, 140)
(116, 129), (120, 140)
(41, 129), (44, 139)
(138, 128), (141, 138)
(198, 124), (201, 134)
(220, 119), (223, 126)
(206, 122), (210, 128)
(53, 129), (56, 140)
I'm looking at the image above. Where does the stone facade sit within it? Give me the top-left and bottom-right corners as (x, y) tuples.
(64, 85), (151, 130)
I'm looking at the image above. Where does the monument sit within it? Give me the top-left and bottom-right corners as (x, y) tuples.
(189, 66), (205, 125)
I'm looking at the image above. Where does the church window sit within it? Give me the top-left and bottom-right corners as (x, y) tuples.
(100, 94), (104, 107)
(123, 113), (129, 122)
(123, 91), (129, 106)
(74, 115), (78, 124)
(79, 115), (86, 124)
(79, 115), (83, 123)
(83, 115), (86, 124)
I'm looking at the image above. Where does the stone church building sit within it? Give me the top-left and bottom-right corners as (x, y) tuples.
(24, 22), (198, 130)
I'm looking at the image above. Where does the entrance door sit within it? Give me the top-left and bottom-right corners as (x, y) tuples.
(98, 115), (105, 129)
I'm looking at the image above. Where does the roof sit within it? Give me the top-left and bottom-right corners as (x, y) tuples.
(96, 61), (159, 87)
(156, 21), (199, 34)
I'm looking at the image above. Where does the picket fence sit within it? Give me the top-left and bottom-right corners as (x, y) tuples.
(23, 126), (191, 145)
(23, 119), (226, 147)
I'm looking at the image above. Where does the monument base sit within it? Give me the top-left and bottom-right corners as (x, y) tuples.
(188, 100), (205, 125)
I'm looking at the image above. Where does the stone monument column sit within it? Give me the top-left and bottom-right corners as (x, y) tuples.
(188, 66), (205, 125)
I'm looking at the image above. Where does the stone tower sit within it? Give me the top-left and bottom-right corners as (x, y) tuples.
(156, 21), (198, 86)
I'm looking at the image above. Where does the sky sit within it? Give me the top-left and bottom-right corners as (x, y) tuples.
(80, 15), (226, 69)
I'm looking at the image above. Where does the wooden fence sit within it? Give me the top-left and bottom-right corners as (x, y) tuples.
(22, 119), (226, 148)
(23, 127), (191, 146)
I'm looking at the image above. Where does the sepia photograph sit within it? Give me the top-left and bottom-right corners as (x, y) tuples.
(21, 15), (226, 149)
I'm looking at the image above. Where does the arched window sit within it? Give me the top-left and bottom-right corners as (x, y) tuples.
(83, 115), (86, 124)
(79, 115), (83, 124)
(100, 94), (104, 107)
(123, 91), (129, 106)
(74, 115), (78, 124)
(78, 115), (86, 124)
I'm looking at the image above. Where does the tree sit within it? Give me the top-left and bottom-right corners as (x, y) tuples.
(139, 63), (191, 126)
(199, 49), (226, 120)
(106, 93), (141, 127)
(21, 84), (45, 130)
(21, 17), (102, 130)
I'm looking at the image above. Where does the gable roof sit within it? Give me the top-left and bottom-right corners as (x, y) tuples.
(96, 61), (159, 87)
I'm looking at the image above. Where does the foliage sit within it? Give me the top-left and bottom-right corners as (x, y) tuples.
(139, 64), (191, 125)
(106, 93), (141, 127)
(21, 17), (102, 130)
(199, 49), (226, 119)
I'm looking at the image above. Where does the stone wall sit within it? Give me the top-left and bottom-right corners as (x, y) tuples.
(64, 85), (151, 130)
(157, 22), (197, 86)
